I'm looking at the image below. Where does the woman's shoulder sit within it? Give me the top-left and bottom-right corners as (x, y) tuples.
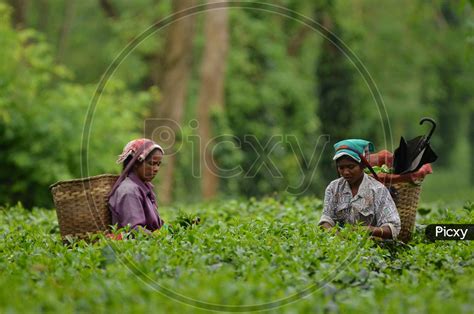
(113, 177), (142, 196)
(326, 177), (346, 191)
(364, 174), (389, 192)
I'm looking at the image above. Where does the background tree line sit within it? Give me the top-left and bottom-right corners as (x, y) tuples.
(0, 0), (472, 208)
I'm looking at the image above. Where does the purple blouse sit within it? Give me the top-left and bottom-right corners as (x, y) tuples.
(108, 172), (164, 232)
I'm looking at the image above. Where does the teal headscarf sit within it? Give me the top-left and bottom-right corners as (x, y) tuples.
(333, 139), (375, 163)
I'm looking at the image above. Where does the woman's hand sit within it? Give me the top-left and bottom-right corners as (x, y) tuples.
(367, 225), (392, 239)
(319, 222), (333, 230)
(106, 233), (123, 240)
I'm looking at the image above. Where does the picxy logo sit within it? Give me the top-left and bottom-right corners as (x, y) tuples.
(426, 224), (473, 241)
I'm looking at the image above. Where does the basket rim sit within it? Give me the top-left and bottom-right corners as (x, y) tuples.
(387, 180), (424, 187)
(49, 173), (120, 190)
(369, 175), (424, 188)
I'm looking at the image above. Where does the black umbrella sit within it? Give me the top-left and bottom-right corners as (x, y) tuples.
(393, 117), (438, 174)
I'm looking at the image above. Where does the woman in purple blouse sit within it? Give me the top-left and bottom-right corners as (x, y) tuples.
(108, 138), (165, 233)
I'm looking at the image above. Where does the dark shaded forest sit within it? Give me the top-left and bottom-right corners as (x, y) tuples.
(0, 0), (472, 207)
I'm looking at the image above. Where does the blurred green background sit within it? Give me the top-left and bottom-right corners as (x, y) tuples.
(0, 0), (472, 208)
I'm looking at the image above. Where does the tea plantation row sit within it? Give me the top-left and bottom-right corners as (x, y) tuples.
(0, 197), (472, 313)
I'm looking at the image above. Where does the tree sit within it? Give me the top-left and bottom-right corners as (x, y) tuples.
(315, 3), (355, 183)
(56, 0), (76, 64)
(146, 0), (197, 204)
(99, 0), (119, 20)
(196, 0), (229, 199)
(36, 0), (49, 32)
(469, 106), (474, 185)
(7, 0), (28, 29)
(0, 4), (151, 207)
(431, 1), (471, 167)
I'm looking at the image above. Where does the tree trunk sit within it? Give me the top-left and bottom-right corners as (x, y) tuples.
(469, 109), (474, 185)
(315, 8), (355, 184)
(37, 0), (49, 33)
(56, 1), (76, 64)
(99, 0), (119, 20)
(287, 26), (310, 56)
(147, 0), (197, 204)
(8, 0), (28, 29)
(433, 1), (464, 167)
(196, 0), (229, 199)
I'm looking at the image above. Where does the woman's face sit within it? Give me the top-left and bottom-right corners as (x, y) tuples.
(336, 156), (364, 186)
(135, 150), (163, 182)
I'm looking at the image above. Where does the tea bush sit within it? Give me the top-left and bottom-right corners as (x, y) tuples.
(0, 197), (472, 313)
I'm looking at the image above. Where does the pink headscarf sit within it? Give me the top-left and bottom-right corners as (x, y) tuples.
(108, 139), (164, 199)
(116, 138), (164, 164)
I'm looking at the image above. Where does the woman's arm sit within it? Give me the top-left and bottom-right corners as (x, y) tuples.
(319, 222), (333, 230)
(373, 187), (401, 239)
(318, 183), (337, 229)
(367, 225), (392, 239)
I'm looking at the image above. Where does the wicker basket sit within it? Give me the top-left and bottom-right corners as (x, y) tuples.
(387, 181), (422, 243)
(368, 150), (431, 243)
(50, 174), (119, 240)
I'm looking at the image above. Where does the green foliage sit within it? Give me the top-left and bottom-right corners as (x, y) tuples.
(0, 5), (152, 207)
(210, 107), (245, 196)
(224, 8), (321, 197)
(316, 3), (357, 184)
(364, 164), (393, 174)
(171, 209), (200, 228)
(427, 1), (474, 167)
(0, 197), (473, 312)
(1, 0), (472, 207)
